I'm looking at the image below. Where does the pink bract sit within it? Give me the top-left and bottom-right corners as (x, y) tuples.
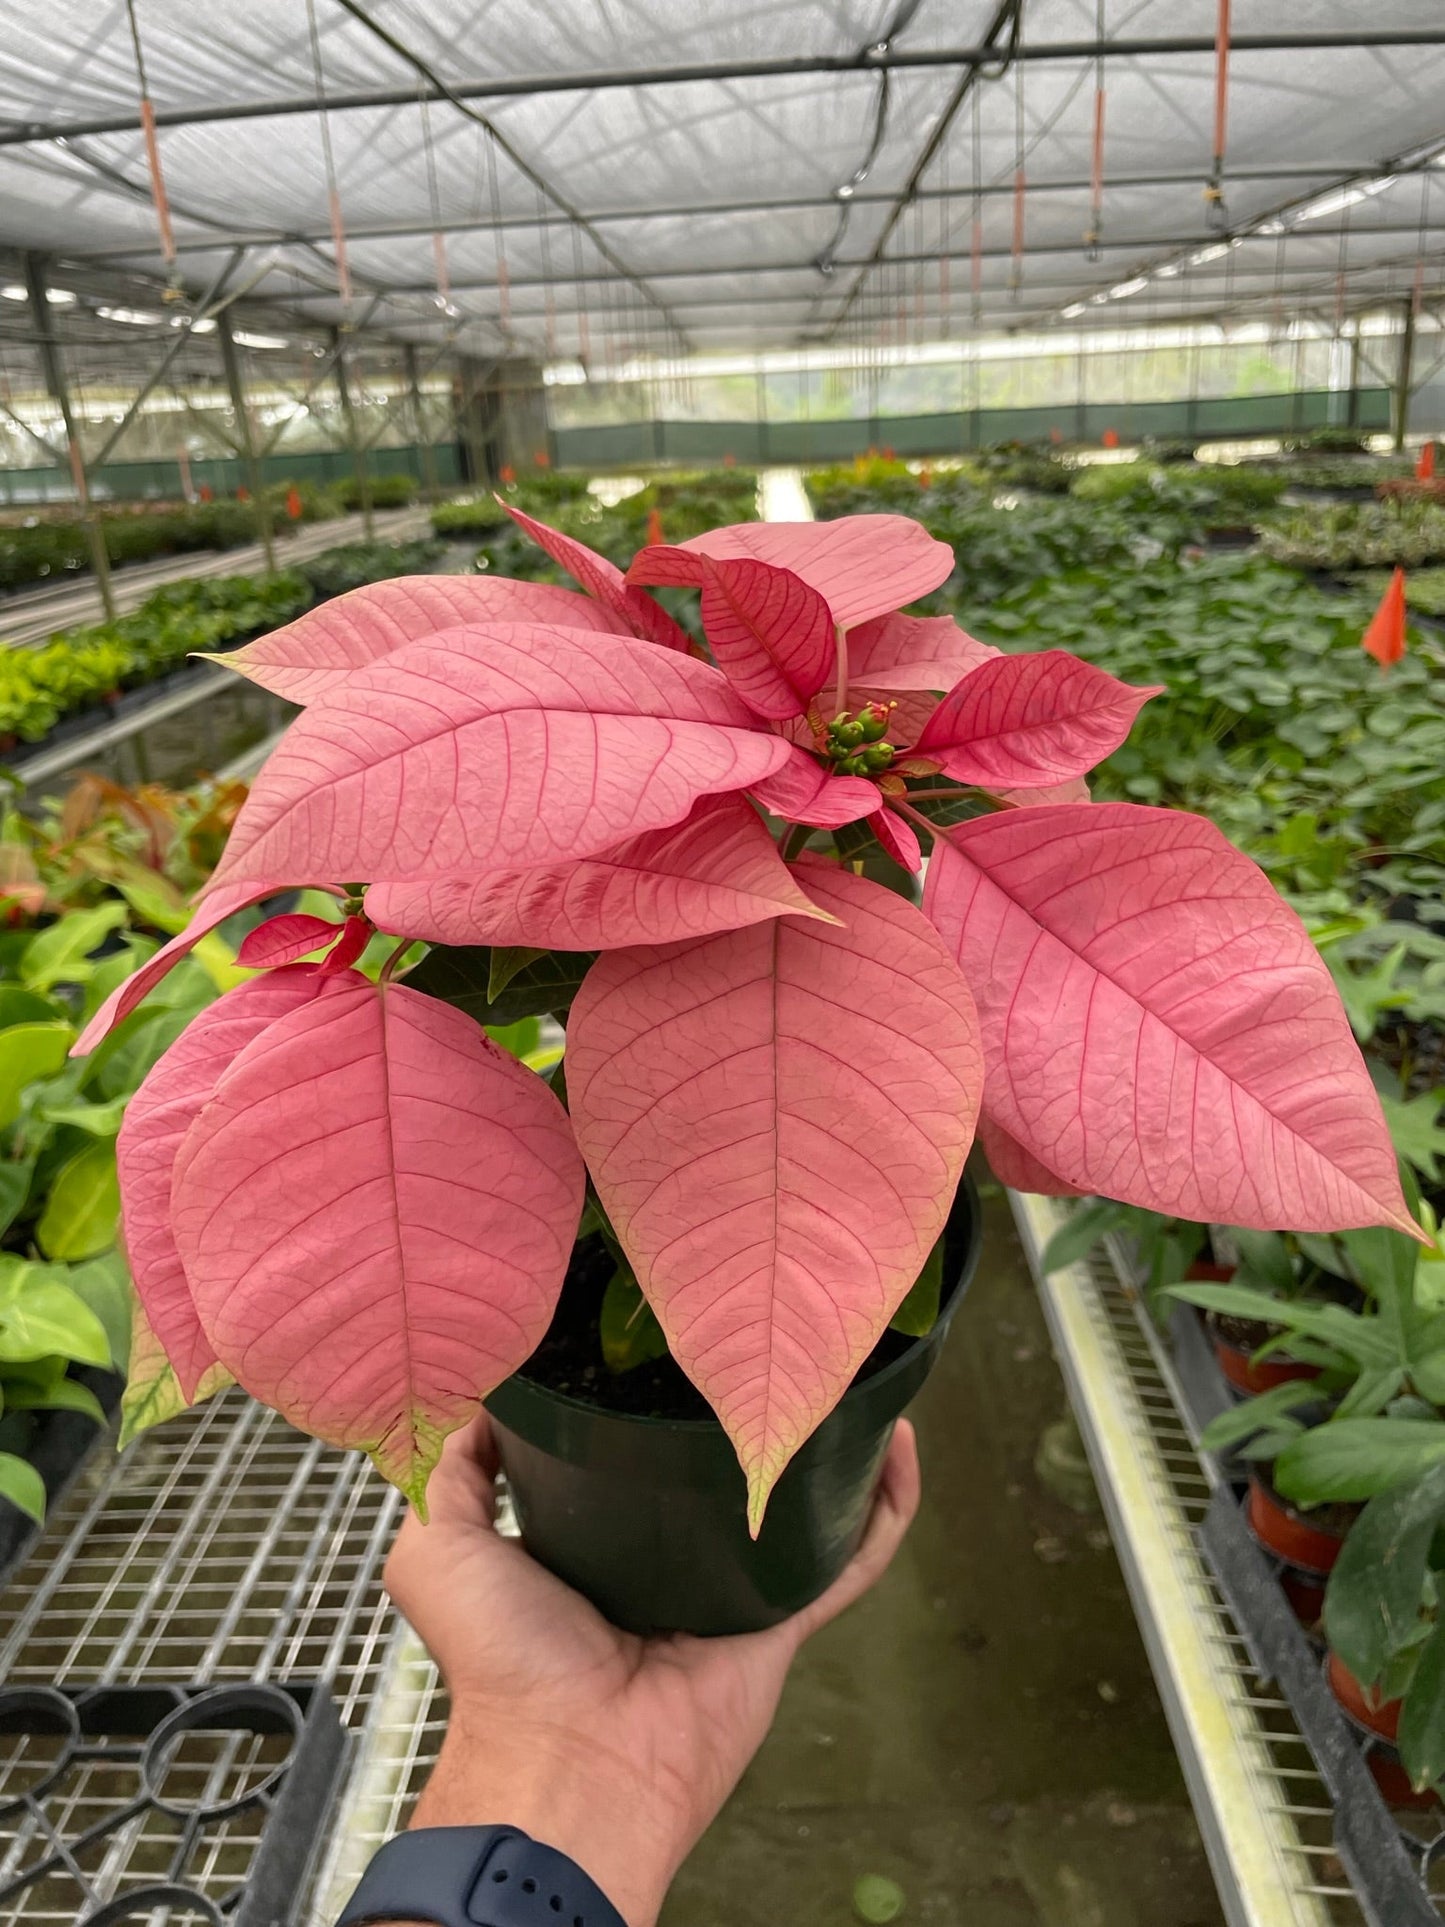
(92, 503), (1413, 1527)
(566, 859), (983, 1530)
(170, 973), (585, 1508)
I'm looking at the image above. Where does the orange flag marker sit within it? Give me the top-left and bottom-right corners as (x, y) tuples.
(1417, 441), (1436, 480)
(646, 506), (665, 545)
(1362, 565), (1407, 671)
(285, 485), (303, 521)
(1102, 427), (1120, 449)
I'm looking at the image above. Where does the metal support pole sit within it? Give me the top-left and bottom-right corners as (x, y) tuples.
(215, 308), (278, 574)
(404, 345), (440, 500)
(1347, 327), (1361, 427)
(23, 253), (116, 620)
(334, 330), (374, 538)
(1394, 298), (1416, 450)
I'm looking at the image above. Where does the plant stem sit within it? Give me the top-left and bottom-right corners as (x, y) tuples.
(378, 936), (413, 983)
(780, 823), (814, 862)
(831, 622), (848, 717)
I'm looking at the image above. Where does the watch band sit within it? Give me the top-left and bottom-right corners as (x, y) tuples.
(335, 1824), (629, 1927)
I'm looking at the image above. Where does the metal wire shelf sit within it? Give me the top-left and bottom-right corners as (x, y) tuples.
(1009, 1186), (1351, 1927)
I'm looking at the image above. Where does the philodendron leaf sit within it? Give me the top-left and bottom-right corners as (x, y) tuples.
(913, 650), (1161, 789)
(1041, 1199), (1136, 1275)
(1400, 1612), (1445, 1791)
(21, 901), (127, 992)
(207, 625), (792, 895)
(119, 1298), (232, 1450)
(170, 974), (585, 1511)
(117, 968), (329, 1399)
(636, 516), (955, 630)
(0, 1160), (32, 1240)
(924, 805), (1418, 1238)
(1276, 1417), (1445, 1504)
(0, 1453), (45, 1523)
(0, 1259), (111, 1366)
(404, 946), (595, 1027)
(210, 574), (632, 702)
(6, 1377), (106, 1423)
(66, 1249), (132, 1370)
(624, 549), (834, 719)
(37, 1142), (119, 1261)
(568, 858), (982, 1533)
(1324, 1462), (1445, 1687)
(367, 795), (831, 951)
(0, 1022), (74, 1131)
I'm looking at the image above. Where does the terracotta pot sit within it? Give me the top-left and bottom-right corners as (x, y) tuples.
(1185, 1260), (1235, 1283)
(1327, 1650), (1401, 1741)
(1247, 1473), (1355, 1577)
(1206, 1312), (1323, 1396)
(1278, 1567), (1329, 1627)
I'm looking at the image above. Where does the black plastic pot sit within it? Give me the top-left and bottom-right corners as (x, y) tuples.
(487, 1175), (982, 1636)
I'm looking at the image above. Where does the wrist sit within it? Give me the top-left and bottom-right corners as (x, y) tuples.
(407, 1706), (690, 1927)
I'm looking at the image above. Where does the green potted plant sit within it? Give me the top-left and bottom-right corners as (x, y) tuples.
(82, 505), (1415, 1635)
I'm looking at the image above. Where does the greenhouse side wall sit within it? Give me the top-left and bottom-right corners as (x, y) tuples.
(550, 386), (1391, 470)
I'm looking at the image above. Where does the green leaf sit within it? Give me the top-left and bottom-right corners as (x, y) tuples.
(1198, 1379), (1320, 1453)
(5, 1377), (106, 1422)
(1229, 1228), (1295, 1295)
(1334, 1365), (1405, 1421)
(65, 1250), (132, 1369)
(0, 1022), (75, 1130)
(0, 1264), (110, 1366)
(1400, 1612), (1445, 1791)
(1324, 1463), (1445, 1686)
(1041, 1200), (1135, 1275)
(1381, 1089), (1445, 1183)
(891, 1238), (943, 1338)
(600, 1264), (668, 1374)
(0, 1160), (33, 1240)
(488, 946), (545, 998)
(36, 1142), (119, 1261)
(37, 1094), (127, 1137)
(1276, 1417), (1445, 1505)
(0, 1452), (45, 1523)
(406, 945), (596, 1027)
(0, 986), (64, 1028)
(485, 1017), (542, 1061)
(86, 1005), (197, 1102)
(82, 934), (158, 1022)
(20, 902), (127, 991)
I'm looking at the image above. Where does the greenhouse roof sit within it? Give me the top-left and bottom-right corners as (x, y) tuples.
(1, 1), (1445, 362)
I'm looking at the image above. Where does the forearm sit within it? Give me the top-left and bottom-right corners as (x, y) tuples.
(389, 1707), (685, 1927)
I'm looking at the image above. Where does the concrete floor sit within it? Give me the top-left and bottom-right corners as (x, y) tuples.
(662, 1175), (1225, 1927)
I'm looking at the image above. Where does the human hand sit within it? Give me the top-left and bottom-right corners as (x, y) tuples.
(381, 1409), (921, 1927)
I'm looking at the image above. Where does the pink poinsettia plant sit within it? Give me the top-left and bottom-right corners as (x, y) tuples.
(80, 504), (1418, 1532)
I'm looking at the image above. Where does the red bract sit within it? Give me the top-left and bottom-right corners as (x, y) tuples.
(86, 507), (1415, 1527)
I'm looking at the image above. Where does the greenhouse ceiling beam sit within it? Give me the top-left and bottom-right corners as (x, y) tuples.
(64, 168), (1376, 263)
(267, 225), (1445, 298)
(5, 33), (1445, 146)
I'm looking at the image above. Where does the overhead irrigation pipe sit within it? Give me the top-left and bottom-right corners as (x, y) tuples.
(5, 32), (1445, 144)
(327, 0), (691, 350)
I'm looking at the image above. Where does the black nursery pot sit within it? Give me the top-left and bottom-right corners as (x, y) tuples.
(486, 1174), (982, 1637)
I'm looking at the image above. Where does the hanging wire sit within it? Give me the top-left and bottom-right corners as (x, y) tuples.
(306, 0), (353, 307)
(572, 223), (591, 369)
(538, 186), (558, 362)
(122, 0), (178, 287)
(1085, 0), (1106, 261)
(938, 132), (951, 334)
(484, 129), (511, 334)
(1009, 42), (1026, 296)
(1334, 200), (1352, 335)
(813, 0), (926, 275)
(971, 89), (984, 326)
(1414, 169), (1432, 314)
(419, 93), (453, 315)
(1204, 0), (1231, 232)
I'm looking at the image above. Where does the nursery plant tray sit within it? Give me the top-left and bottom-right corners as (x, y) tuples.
(0, 1680), (346, 1925)
(1010, 1186), (1344, 1927)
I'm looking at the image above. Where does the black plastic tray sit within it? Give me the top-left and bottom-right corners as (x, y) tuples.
(0, 1679), (348, 1925)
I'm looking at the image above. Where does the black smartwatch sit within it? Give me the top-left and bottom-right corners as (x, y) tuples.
(335, 1825), (629, 1927)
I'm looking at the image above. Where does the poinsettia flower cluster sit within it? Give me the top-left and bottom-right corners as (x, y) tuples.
(78, 505), (1417, 1529)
